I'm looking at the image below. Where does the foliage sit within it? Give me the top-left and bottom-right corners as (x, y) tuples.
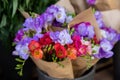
(0, 0), (58, 51)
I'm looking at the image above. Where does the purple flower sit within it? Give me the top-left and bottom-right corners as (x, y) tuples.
(94, 48), (113, 58)
(23, 17), (34, 29)
(46, 5), (58, 14)
(100, 39), (113, 51)
(101, 27), (120, 45)
(33, 33), (43, 41)
(87, 25), (95, 38)
(14, 29), (24, 43)
(86, 0), (96, 5)
(55, 11), (66, 23)
(50, 29), (73, 45)
(94, 11), (105, 28)
(66, 16), (73, 23)
(13, 43), (29, 60)
(34, 16), (44, 30)
(50, 31), (60, 42)
(58, 29), (73, 45)
(76, 23), (88, 36)
(74, 22), (95, 38)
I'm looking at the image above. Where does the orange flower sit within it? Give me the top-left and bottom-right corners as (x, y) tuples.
(32, 48), (43, 59)
(28, 40), (41, 52)
(67, 47), (77, 60)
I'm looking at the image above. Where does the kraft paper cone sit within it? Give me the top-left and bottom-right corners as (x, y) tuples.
(95, 0), (118, 11)
(56, 0), (75, 13)
(68, 8), (100, 77)
(31, 56), (74, 79)
(68, 8), (102, 40)
(70, 0), (87, 14)
(101, 9), (120, 33)
(72, 57), (98, 78)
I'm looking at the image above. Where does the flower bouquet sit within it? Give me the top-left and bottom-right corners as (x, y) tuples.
(12, 1), (120, 79)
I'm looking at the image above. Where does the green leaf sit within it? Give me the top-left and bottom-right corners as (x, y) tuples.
(12, 0), (18, 17)
(26, 0), (30, 7)
(15, 67), (21, 70)
(16, 64), (22, 67)
(17, 71), (23, 76)
(15, 58), (24, 62)
(0, 14), (7, 28)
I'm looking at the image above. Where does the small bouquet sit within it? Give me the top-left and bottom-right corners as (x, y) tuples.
(12, 3), (120, 79)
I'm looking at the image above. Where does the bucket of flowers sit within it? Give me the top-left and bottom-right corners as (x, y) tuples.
(12, 2), (120, 80)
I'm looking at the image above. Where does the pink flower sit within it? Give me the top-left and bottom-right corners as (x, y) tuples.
(72, 35), (82, 50)
(78, 45), (88, 56)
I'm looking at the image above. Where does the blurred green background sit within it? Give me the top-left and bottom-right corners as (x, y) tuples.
(0, 0), (58, 80)
(0, 0), (58, 52)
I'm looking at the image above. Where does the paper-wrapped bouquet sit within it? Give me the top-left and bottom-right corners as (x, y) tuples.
(12, 1), (120, 79)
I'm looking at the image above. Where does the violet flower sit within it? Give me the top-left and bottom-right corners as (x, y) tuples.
(13, 43), (29, 60)
(94, 39), (114, 58)
(86, 0), (96, 5)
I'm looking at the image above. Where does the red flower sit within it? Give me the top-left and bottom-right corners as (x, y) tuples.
(32, 48), (43, 59)
(93, 35), (100, 44)
(39, 33), (52, 46)
(28, 40), (41, 52)
(54, 43), (67, 59)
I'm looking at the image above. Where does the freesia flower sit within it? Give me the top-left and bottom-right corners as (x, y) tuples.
(54, 43), (67, 59)
(28, 40), (41, 52)
(39, 33), (52, 46)
(86, 0), (96, 5)
(13, 43), (29, 60)
(58, 29), (73, 45)
(67, 47), (77, 60)
(78, 45), (88, 56)
(32, 48), (43, 59)
(72, 35), (82, 50)
(74, 22), (95, 39)
(14, 29), (24, 43)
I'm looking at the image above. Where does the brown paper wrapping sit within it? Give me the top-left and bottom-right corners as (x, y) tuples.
(72, 57), (98, 78)
(31, 56), (74, 79)
(68, 8), (100, 77)
(95, 0), (118, 11)
(68, 7), (102, 40)
(21, 3), (101, 79)
(101, 9), (120, 33)
(56, 0), (75, 13)
(70, 0), (87, 14)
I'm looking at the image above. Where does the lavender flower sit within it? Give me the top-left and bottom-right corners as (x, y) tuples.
(74, 22), (95, 39)
(94, 11), (105, 28)
(50, 30), (73, 45)
(13, 43), (29, 60)
(87, 25), (95, 38)
(66, 15), (73, 23)
(50, 31), (60, 42)
(94, 39), (113, 58)
(46, 5), (58, 14)
(94, 48), (113, 58)
(23, 17), (34, 29)
(86, 0), (96, 5)
(100, 39), (113, 51)
(55, 10), (66, 23)
(101, 27), (120, 45)
(58, 29), (73, 45)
